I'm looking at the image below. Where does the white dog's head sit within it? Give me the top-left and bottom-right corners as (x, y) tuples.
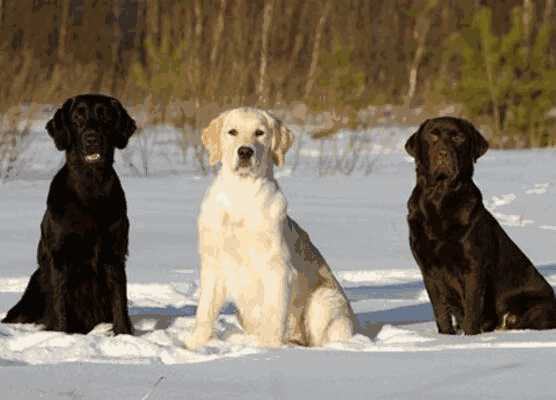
(202, 107), (293, 177)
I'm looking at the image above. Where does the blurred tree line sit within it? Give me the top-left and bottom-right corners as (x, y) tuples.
(0, 0), (555, 147)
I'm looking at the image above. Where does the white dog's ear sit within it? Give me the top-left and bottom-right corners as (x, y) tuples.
(202, 112), (226, 166)
(268, 114), (293, 167)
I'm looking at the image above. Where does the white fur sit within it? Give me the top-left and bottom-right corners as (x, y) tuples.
(187, 108), (356, 349)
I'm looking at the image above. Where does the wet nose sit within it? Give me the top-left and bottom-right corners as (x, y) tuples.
(438, 149), (448, 160)
(237, 146), (254, 160)
(83, 130), (100, 146)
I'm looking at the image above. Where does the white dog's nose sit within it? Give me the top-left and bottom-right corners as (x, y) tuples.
(237, 146), (254, 160)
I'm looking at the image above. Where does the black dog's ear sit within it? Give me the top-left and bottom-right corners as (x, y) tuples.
(405, 119), (429, 159)
(463, 120), (489, 162)
(46, 98), (74, 151)
(111, 99), (137, 149)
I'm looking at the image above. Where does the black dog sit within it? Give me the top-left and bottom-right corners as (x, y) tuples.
(2, 94), (136, 334)
(406, 116), (556, 335)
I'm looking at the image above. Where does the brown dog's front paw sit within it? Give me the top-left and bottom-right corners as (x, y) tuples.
(462, 323), (481, 335)
(437, 321), (456, 335)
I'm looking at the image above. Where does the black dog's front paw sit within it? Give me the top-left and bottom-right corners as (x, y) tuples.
(46, 320), (67, 332)
(113, 320), (133, 335)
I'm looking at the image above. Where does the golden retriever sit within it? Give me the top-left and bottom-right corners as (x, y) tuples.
(186, 107), (356, 349)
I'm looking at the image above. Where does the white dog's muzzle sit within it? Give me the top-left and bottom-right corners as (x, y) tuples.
(234, 145), (259, 173)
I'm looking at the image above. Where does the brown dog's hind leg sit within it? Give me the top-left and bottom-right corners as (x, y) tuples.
(505, 301), (556, 330)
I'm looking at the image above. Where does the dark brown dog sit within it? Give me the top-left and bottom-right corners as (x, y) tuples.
(2, 94), (136, 334)
(406, 116), (556, 335)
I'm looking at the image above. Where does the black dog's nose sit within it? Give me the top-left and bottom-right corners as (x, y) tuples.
(438, 149), (448, 159)
(83, 130), (100, 146)
(237, 146), (254, 160)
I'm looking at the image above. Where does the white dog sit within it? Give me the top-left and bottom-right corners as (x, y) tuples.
(187, 107), (357, 349)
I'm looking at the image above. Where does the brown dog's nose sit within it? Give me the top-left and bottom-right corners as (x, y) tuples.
(238, 146), (254, 160)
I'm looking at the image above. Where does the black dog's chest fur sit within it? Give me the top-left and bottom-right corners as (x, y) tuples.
(37, 166), (130, 332)
(4, 164), (132, 334)
(42, 203), (117, 273)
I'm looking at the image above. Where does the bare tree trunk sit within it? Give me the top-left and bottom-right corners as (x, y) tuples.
(111, 0), (122, 95)
(47, 0), (71, 98)
(281, 2), (307, 100)
(194, 0), (204, 107)
(304, 0), (332, 99)
(543, 0), (555, 65)
(57, 0), (70, 61)
(405, 0), (438, 108)
(207, 0), (226, 101)
(522, 0), (533, 44)
(481, 30), (501, 136)
(544, 0), (554, 23)
(257, 0), (275, 103)
(236, 3), (260, 104)
(210, 0), (226, 65)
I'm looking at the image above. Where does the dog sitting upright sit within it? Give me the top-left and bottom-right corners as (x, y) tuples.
(2, 94), (136, 334)
(406, 116), (556, 335)
(187, 107), (356, 349)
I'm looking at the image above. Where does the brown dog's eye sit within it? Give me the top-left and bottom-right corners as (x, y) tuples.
(255, 129), (265, 137)
(430, 129), (440, 142)
(450, 131), (464, 143)
(228, 129), (238, 136)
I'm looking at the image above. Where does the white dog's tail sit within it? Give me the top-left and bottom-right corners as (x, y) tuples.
(305, 287), (356, 346)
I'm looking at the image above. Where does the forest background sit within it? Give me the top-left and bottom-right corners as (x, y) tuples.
(0, 0), (555, 176)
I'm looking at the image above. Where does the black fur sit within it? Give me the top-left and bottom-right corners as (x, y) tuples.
(406, 116), (556, 335)
(2, 94), (136, 335)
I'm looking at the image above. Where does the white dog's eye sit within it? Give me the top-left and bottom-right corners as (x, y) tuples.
(255, 129), (265, 137)
(228, 129), (238, 136)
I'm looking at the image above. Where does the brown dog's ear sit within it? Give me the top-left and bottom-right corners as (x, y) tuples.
(46, 98), (74, 151)
(266, 112), (293, 166)
(405, 133), (417, 158)
(463, 120), (489, 161)
(202, 112), (226, 166)
(405, 119), (429, 159)
(111, 99), (137, 149)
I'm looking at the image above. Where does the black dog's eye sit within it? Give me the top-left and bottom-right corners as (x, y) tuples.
(72, 105), (88, 128)
(228, 129), (238, 136)
(430, 129), (440, 142)
(255, 129), (265, 137)
(96, 104), (114, 124)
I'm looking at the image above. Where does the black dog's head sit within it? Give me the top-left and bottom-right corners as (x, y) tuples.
(46, 94), (136, 167)
(405, 117), (488, 185)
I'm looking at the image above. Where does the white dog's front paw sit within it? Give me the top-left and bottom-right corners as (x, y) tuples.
(258, 336), (284, 348)
(185, 330), (211, 350)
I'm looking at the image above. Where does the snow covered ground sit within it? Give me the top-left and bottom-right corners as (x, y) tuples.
(2, 125), (556, 398)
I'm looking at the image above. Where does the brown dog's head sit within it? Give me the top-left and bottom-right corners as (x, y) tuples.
(46, 94), (136, 167)
(405, 117), (488, 184)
